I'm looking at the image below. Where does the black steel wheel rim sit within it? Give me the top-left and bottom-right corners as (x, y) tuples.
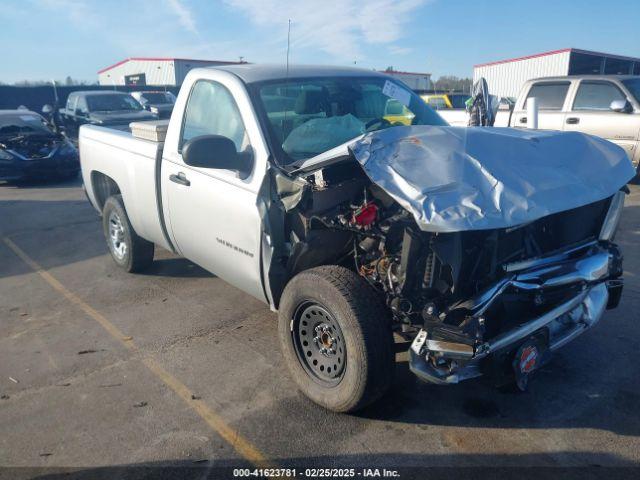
(292, 301), (346, 386)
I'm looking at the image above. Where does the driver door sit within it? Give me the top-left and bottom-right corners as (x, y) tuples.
(162, 79), (266, 302)
(564, 80), (638, 160)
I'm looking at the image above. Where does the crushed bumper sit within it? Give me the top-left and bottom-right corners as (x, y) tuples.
(409, 242), (623, 385)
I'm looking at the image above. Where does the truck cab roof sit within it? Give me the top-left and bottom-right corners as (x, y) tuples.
(206, 64), (389, 84)
(528, 74), (640, 83)
(0, 109), (39, 116)
(69, 91), (131, 98)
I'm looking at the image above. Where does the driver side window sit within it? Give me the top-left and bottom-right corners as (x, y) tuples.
(77, 97), (88, 114)
(180, 80), (248, 153)
(66, 95), (76, 111)
(573, 81), (626, 111)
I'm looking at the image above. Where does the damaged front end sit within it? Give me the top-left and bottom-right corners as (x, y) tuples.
(266, 125), (635, 388)
(409, 239), (622, 387)
(0, 132), (79, 181)
(346, 189), (624, 388)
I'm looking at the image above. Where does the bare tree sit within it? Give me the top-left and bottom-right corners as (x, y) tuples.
(13, 80), (51, 86)
(432, 75), (473, 93)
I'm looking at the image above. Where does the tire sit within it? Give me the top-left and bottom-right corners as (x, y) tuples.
(102, 195), (154, 273)
(278, 265), (394, 413)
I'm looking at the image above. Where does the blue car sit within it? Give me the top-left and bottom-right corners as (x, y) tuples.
(0, 109), (79, 182)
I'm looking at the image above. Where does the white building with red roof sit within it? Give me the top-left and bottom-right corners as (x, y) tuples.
(97, 57), (246, 87)
(474, 48), (640, 98)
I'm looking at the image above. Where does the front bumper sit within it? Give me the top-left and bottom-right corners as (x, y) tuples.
(409, 241), (623, 385)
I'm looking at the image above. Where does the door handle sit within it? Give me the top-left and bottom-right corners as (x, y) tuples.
(566, 117), (580, 125)
(169, 172), (190, 186)
(519, 117), (527, 123)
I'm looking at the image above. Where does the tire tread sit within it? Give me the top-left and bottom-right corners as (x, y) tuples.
(103, 195), (154, 273)
(279, 265), (394, 412)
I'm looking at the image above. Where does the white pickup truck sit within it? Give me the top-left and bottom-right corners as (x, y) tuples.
(80, 64), (634, 412)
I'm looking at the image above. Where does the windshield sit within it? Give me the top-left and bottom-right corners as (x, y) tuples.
(141, 92), (174, 105)
(87, 94), (143, 112)
(622, 79), (640, 103)
(448, 94), (471, 109)
(254, 76), (446, 166)
(0, 113), (53, 137)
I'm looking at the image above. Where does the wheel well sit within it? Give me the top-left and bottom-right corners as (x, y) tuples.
(90, 171), (121, 211)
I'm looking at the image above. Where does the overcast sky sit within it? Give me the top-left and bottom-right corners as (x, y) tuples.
(2, 0), (640, 83)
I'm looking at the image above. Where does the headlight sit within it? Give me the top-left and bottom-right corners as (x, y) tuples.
(150, 106), (159, 115)
(600, 190), (625, 241)
(0, 149), (14, 160)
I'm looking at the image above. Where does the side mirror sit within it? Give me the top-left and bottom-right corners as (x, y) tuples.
(182, 135), (253, 176)
(610, 99), (632, 113)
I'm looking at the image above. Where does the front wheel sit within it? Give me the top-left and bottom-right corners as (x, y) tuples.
(102, 195), (154, 272)
(278, 266), (394, 413)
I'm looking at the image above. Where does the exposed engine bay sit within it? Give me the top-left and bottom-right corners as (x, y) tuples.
(0, 133), (63, 159)
(272, 154), (627, 387)
(259, 125), (637, 388)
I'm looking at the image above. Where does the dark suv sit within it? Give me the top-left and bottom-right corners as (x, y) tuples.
(60, 91), (157, 138)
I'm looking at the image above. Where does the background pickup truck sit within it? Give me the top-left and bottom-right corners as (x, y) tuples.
(60, 90), (157, 139)
(130, 91), (176, 119)
(80, 64), (632, 413)
(505, 75), (640, 168)
(438, 75), (640, 170)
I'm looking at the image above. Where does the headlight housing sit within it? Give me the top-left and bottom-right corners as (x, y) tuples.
(599, 190), (625, 241)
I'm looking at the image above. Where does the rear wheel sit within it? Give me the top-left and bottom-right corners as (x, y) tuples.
(278, 265), (394, 413)
(102, 195), (154, 272)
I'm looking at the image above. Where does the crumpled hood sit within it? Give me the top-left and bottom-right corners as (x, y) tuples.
(350, 125), (636, 232)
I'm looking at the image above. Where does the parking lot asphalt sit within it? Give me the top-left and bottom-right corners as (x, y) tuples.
(1, 178), (640, 477)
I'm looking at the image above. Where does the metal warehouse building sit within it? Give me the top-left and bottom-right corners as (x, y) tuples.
(98, 57), (245, 87)
(474, 48), (640, 98)
(381, 70), (432, 91)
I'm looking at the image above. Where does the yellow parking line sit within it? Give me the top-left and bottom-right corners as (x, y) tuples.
(3, 236), (276, 470)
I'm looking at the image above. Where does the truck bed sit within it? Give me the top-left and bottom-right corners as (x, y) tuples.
(79, 125), (171, 251)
